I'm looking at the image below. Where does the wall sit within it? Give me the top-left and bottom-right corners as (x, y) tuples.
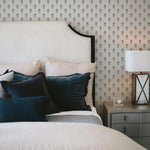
(0, 0), (149, 113)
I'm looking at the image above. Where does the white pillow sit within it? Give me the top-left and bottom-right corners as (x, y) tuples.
(0, 60), (41, 75)
(0, 71), (14, 98)
(44, 57), (96, 106)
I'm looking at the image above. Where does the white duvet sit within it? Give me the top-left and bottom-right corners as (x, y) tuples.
(0, 122), (145, 150)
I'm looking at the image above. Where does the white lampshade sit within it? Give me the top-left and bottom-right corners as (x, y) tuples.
(125, 50), (150, 72)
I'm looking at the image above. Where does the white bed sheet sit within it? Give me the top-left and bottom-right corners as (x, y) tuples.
(46, 106), (103, 125)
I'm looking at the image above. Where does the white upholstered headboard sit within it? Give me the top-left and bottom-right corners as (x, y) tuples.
(0, 21), (94, 64)
(0, 21), (95, 105)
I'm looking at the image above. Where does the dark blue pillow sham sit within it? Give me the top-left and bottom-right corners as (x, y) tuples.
(46, 73), (91, 111)
(0, 96), (57, 122)
(1, 72), (49, 98)
(13, 71), (33, 81)
(3, 70), (32, 81)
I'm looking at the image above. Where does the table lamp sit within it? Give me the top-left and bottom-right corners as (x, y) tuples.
(125, 49), (150, 105)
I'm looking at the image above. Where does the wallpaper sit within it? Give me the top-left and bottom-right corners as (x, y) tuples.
(0, 0), (149, 113)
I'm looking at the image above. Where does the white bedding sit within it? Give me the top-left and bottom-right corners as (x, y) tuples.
(0, 122), (145, 150)
(0, 107), (145, 150)
(47, 106), (98, 116)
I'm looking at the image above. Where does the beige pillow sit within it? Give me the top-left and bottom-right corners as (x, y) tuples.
(44, 57), (96, 106)
(0, 60), (41, 75)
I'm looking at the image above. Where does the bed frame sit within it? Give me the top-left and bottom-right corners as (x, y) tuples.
(0, 21), (95, 105)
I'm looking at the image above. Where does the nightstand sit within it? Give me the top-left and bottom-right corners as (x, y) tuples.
(103, 101), (150, 149)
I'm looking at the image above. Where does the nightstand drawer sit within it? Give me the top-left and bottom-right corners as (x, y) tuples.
(112, 124), (140, 137)
(141, 137), (150, 150)
(141, 124), (150, 136)
(142, 113), (150, 123)
(112, 113), (140, 123)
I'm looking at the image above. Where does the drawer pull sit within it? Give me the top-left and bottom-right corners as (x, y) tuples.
(124, 115), (127, 121)
(123, 127), (126, 134)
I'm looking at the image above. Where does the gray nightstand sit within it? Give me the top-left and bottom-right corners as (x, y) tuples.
(103, 101), (150, 149)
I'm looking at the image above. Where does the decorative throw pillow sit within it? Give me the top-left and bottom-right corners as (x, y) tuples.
(12, 71), (33, 81)
(1, 72), (49, 98)
(3, 70), (33, 81)
(0, 96), (57, 122)
(44, 57), (95, 106)
(46, 73), (91, 111)
(0, 71), (14, 98)
(0, 60), (41, 75)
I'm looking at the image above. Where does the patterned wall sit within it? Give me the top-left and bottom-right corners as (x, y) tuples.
(0, 0), (149, 113)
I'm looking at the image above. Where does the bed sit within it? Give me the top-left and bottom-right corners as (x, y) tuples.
(0, 21), (145, 150)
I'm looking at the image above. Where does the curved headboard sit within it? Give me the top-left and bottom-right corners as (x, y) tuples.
(0, 21), (95, 105)
(0, 21), (94, 64)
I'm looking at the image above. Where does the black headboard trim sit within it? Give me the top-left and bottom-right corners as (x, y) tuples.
(68, 24), (95, 106)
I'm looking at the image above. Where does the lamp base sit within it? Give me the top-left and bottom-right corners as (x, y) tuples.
(132, 73), (150, 105)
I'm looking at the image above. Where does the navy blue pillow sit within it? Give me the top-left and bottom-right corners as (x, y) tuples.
(0, 96), (57, 122)
(3, 70), (32, 81)
(46, 73), (91, 111)
(1, 72), (49, 98)
(13, 71), (33, 81)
